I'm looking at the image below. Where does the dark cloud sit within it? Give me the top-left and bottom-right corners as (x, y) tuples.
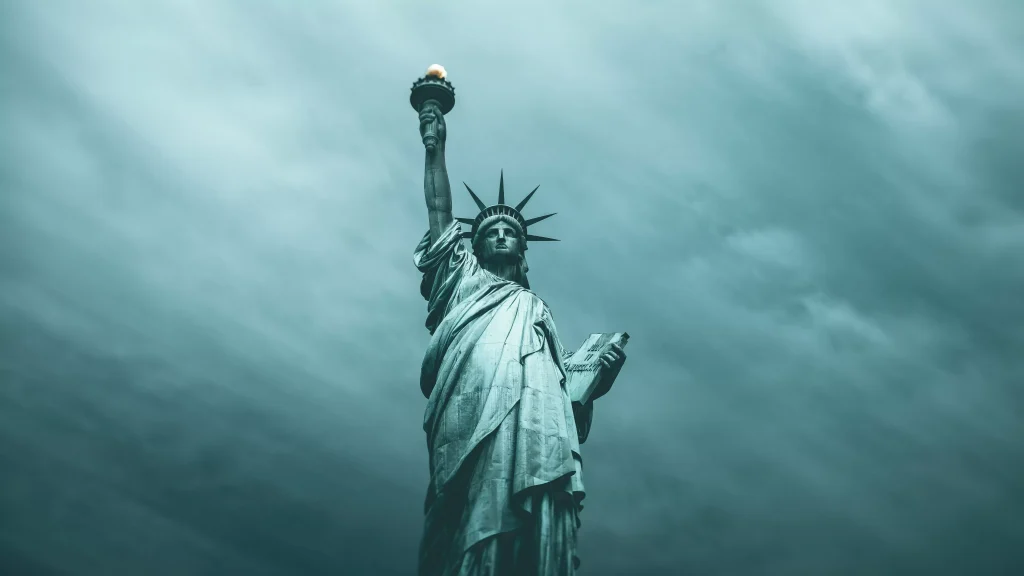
(3, 1), (1023, 574)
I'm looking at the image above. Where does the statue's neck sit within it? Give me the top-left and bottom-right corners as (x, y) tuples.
(481, 260), (519, 283)
(481, 255), (524, 284)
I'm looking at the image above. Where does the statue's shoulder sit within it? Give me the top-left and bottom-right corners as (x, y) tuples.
(525, 289), (555, 314)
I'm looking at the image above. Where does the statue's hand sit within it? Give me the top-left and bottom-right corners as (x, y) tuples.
(419, 104), (446, 151)
(590, 342), (625, 401)
(598, 343), (626, 373)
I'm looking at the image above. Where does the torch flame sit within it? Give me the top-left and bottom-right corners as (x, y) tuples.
(426, 64), (447, 79)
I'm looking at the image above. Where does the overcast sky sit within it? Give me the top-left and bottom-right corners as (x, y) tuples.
(2, 1), (1023, 574)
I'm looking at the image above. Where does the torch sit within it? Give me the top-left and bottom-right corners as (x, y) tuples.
(410, 64), (456, 152)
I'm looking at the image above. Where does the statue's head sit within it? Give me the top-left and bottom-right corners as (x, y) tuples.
(472, 216), (529, 284)
(473, 215), (524, 260)
(458, 172), (558, 288)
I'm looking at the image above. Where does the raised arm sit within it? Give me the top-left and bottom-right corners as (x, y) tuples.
(420, 102), (454, 245)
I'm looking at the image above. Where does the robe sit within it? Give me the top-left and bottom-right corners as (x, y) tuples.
(414, 221), (585, 575)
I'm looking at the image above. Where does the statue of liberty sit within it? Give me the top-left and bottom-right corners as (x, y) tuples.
(411, 66), (627, 576)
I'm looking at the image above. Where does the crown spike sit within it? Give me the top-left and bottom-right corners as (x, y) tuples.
(498, 170), (505, 205)
(524, 213), (556, 227)
(526, 234), (560, 242)
(460, 231), (474, 240)
(514, 185), (540, 212)
(463, 182), (487, 211)
(456, 217), (476, 225)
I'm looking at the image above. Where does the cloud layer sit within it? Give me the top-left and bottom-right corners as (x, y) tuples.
(3, 1), (1023, 574)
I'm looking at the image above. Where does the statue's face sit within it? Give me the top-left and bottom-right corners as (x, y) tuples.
(478, 220), (522, 263)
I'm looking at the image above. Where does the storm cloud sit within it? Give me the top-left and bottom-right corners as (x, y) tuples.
(2, 1), (1023, 574)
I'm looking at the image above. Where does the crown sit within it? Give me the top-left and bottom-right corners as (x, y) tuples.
(456, 171), (559, 248)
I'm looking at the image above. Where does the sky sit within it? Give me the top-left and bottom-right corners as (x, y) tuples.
(2, 0), (1023, 574)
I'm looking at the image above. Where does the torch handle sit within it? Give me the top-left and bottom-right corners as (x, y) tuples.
(421, 99), (441, 152)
